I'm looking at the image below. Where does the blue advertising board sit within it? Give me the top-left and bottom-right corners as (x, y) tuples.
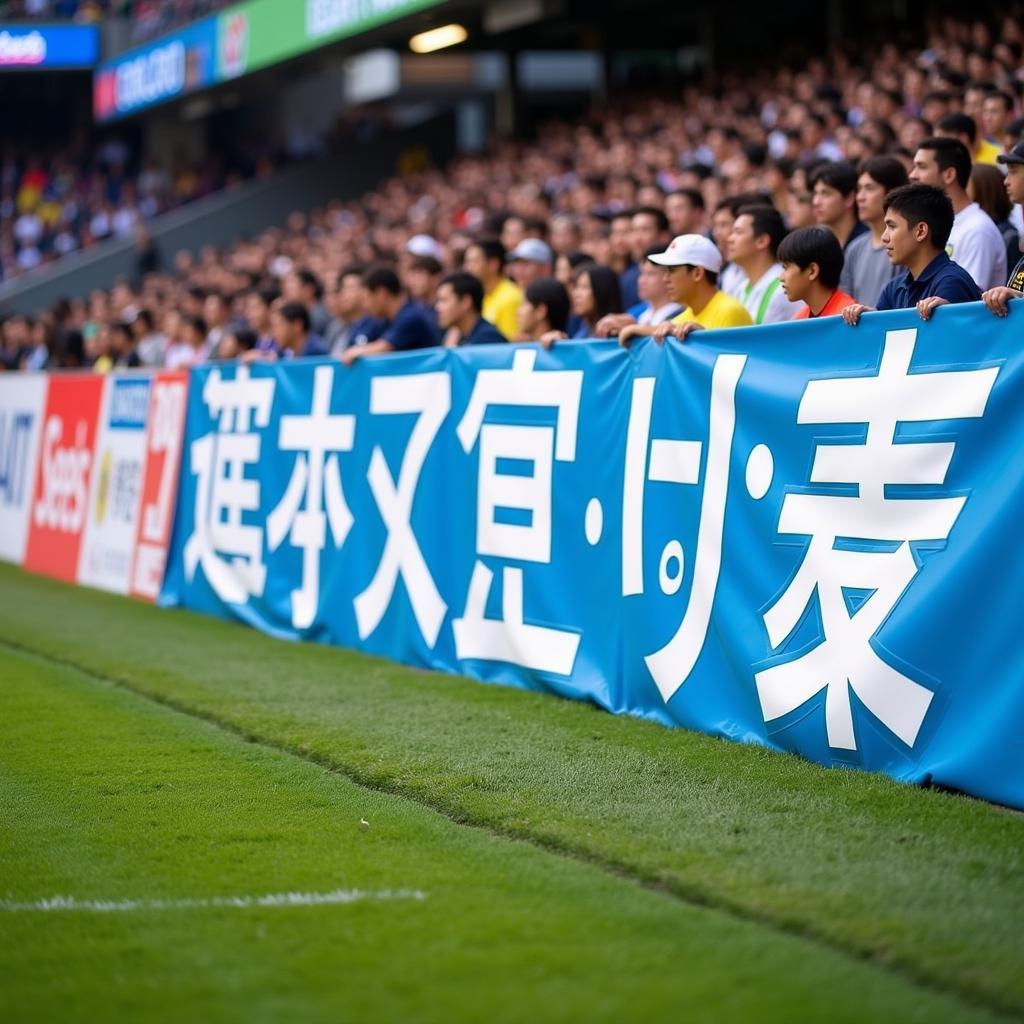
(160, 304), (1024, 809)
(0, 25), (98, 69)
(93, 17), (216, 120)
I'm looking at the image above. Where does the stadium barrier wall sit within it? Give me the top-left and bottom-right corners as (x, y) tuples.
(3, 303), (1022, 808)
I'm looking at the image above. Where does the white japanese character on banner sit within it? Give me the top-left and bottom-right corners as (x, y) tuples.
(184, 367), (275, 603)
(755, 328), (998, 750)
(354, 372), (450, 648)
(266, 365), (355, 629)
(623, 354), (747, 702)
(453, 348), (583, 675)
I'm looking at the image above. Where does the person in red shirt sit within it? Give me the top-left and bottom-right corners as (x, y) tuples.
(778, 226), (857, 319)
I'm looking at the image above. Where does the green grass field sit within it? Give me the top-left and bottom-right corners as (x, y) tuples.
(0, 563), (1021, 1023)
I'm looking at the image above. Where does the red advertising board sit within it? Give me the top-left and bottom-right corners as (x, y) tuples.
(23, 374), (105, 582)
(129, 371), (189, 601)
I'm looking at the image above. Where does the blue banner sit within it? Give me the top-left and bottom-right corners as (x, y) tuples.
(0, 25), (98, 69)
(160, 303), (1024, 808)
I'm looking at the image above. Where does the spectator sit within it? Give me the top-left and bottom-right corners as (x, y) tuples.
(983, 141), (1024, 315)
(710, 199), (746, 296)
(435, 271), (507, 346)
(786, 159), (824, 231)
(727, 204), (803, 323)
(109, 321), (141, 368)
(981, 90), (1015, 150)
(778, 226), (856, 318)
(619, 235), (751, 347)
(595, 245), (684, 337)
(284, 267), (332, 338)
(936, 111), (1003, 167)
(322, 266), (366, 355)
(909, 137), (1007, 290)
(218, 327), (258, 361)
(507, 239), (554, 289)
(620, 207), (671, 309)
(270, 301), (328, 359)
(164, 315), (208, 370)
(341, 266), (438, 365)
(566, 263), (622, 341)
(607, 212), (635, 292)
(665, 188), (706, 237)
(243, 287), (280, 352)
(554, 250), (591, 288)
(968, 163), (1020, 277)
(203, 291), (232, 358)
(403, 255), (443, 314)
(130, 307), (166, 368)
(462, 238), (523, 341)
(517, 278), (570, 342)
(811, 162), (868, 250)
(842, 184), (982, 325)
(842, 155), (908, 305)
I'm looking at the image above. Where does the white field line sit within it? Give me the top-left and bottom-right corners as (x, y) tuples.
(0, 889), (427, 913)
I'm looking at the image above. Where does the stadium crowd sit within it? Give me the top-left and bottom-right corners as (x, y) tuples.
(0, 0), (232, 41)
(0, 138), (275, 282)
(3, 13), (1024, 372)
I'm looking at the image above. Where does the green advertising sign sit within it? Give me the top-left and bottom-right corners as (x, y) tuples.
(216, 0), (446, 81)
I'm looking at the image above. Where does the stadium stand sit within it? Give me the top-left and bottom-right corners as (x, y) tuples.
(2, 12), (1023, 369)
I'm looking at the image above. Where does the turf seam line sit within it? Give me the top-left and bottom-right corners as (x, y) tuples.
(1, 635), (1017, 1021)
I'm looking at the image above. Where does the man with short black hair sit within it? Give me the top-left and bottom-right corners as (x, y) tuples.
(435, 272), (507, 346)
(778, 226), (856, 318)
(842, 184), (982, 326)
(842, 155), (908, 304)
(909, 137), (1006, 290)
(462, 238), (522, 340)
(665, 188), (705, 236)
(272, 301), (329, 358)
(982, 90), (1014, 151)
(341, 266), (438, 365)
(727, 205), (803, 323)
(517, 278), (570, 341)
(284, 267), (332, 338)
(811, 161), (867, 250)
(620, 206), (671, 309)
(324, 264), (366, 354)
(936, 111), (1002, 166)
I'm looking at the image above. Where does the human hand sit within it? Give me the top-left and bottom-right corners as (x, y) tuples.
(916, 295), (949, 321)
(982, 286), (1020, 318)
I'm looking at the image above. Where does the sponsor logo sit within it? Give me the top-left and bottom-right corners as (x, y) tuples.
(220, 13), (248, 78)
(0, 411), (34, 508)
(114, 40), (186, 112)
(307, 0), (361, 38)
(33, 416), (92, 535)
(0, 30), (46, 66)
(109, 378), (151, 429)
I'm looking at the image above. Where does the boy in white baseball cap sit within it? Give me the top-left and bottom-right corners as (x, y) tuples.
(619, 234), (752, 347)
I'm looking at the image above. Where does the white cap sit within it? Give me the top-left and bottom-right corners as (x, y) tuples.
(405, 234), (445, 261)
(648, 234), (723, 273)
(508, 238), (553, 264)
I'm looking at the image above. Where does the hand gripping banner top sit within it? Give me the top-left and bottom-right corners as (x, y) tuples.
(159, 303), (1024, 809)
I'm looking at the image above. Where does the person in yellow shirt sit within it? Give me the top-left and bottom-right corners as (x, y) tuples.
(618, 234), (751, 347)
(463, 238), (523, 339)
